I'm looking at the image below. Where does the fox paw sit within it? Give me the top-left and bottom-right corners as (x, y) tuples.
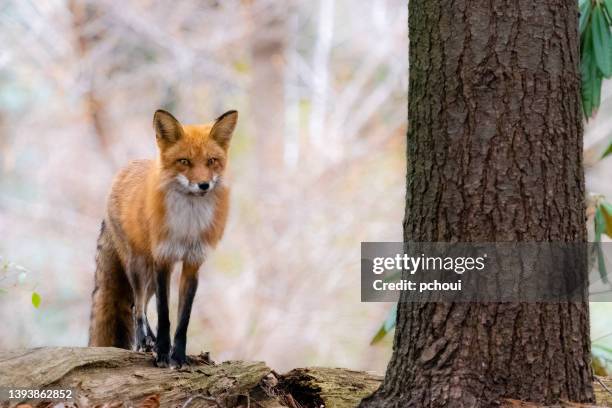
(154, 353), (170, 368)
(170, 348), (189, 369)
(137, 335), (156, 352)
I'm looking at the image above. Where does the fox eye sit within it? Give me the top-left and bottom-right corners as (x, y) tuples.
(177, 158), (191, 166)
(207, 157), (218, 166)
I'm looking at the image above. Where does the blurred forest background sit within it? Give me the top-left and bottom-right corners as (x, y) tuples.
(0, 0), (611, 374)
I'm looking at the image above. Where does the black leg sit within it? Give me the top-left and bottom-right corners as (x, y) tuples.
(155, 265), (171, 367)
(170, 265), (199, 368)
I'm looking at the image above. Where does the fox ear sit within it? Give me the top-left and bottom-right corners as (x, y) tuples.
(153, 110), (183, 144)
(210, 110), (238, 149)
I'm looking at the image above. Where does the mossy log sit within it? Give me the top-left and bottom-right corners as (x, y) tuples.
(1, 348), (612, 408)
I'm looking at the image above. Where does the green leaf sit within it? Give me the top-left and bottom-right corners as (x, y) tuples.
(596, 205), (606, 237)
(383, 303), (397, 331)
(592, 4), (612, 76)
(581, 2), (612, 119)
(581, 0), (593, 34)
(601, 202), (612, 237)
(595, 70), (603, 109)
(582, 28), (596, 117)
(595, 207), (609, 284)
(594, 69), (603, 112)
(603, 141), (612, 159)
(370, 304), (397, 345)
(582, 38), (603, 118)
(370, 326), (388, 345)
(596, 241), (608, 284)
(31, 292), (41, 308)
(604, 0), (612, 23)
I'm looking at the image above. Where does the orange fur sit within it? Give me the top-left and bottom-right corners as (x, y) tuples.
(89, 110), (237, 355)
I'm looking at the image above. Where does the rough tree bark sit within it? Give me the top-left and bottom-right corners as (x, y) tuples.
(360, 0), (592, 407)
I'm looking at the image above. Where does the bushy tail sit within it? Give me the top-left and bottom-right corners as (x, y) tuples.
(88, 220), (134, 348)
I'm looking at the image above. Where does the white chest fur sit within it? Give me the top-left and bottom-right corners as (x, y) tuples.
(154, 189), (216, 265)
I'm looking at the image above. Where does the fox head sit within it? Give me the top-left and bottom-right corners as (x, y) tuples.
(153, 109), (238, 196)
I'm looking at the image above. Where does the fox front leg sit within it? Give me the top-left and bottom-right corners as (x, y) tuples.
(154, 264), (172, 367)
(170, 263), (200, 368)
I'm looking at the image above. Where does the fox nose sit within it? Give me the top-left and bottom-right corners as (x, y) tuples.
(198, 182), (210, 191)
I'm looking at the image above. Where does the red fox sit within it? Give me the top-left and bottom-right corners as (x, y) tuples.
(88, 109), (237, 368)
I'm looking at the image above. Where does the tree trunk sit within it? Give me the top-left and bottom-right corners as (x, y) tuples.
(361, 1), (593, 407)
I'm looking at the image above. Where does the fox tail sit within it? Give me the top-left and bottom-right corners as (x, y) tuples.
(88, 220), (133, 348)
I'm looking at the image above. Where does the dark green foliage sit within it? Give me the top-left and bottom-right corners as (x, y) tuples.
(581, 0), (612, 118)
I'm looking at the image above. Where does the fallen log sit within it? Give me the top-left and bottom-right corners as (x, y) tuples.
(0, 348), (273, 407)
(1, 348), (612, 408)
(0, 347), (380, 408)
